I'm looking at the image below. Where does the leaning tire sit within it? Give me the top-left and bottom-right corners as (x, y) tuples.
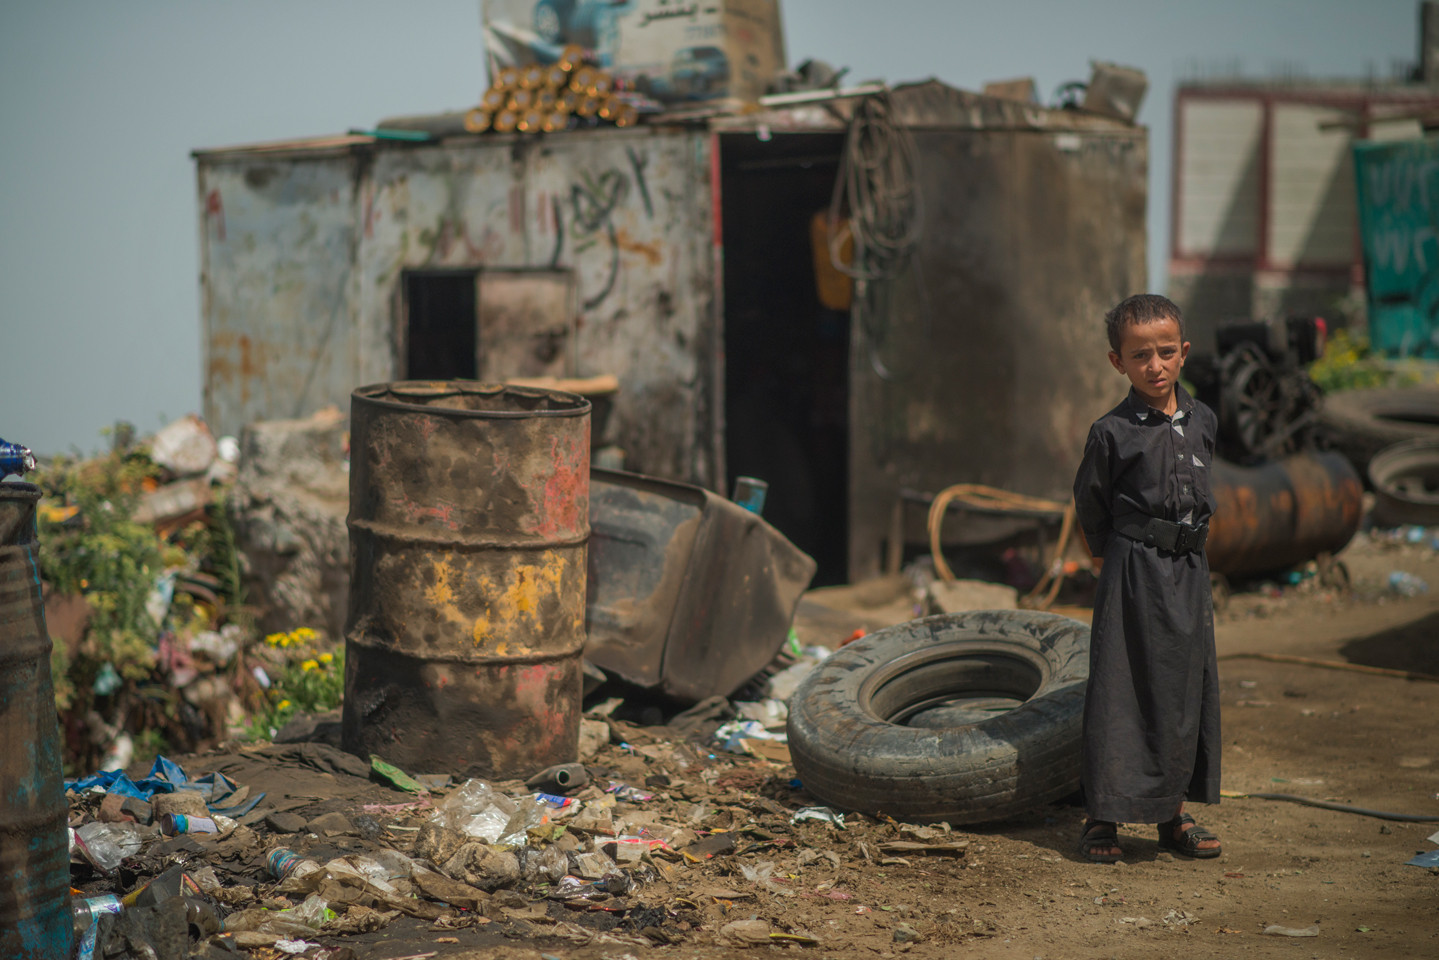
(1318, 386), (1439, 477)
(1369, 438), (1439, 526)
(786, 610), (1089, 825)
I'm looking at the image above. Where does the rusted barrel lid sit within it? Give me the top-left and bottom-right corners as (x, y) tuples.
(353, 381), (591, 419)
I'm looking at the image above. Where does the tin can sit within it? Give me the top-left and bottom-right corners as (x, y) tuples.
(71, 895), (122, 960)
(159, 813), (218, 836)
(71, 895), (122, 937)
(732, 476), (769, 515)
(0, 438), (36, 478)
(266, 848), (321, 882)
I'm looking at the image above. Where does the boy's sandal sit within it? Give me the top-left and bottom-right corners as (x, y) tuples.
(1158, 813), (1222, 859)
(1078, 820), (1123, 863)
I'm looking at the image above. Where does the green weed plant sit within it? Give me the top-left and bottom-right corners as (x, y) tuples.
(244, 628), (345, 741)
(1308, 328), (1427, 393)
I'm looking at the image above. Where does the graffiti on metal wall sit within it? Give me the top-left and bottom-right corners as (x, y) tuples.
(1355, 139), (1439, 356)
(550, 146), (657, 309)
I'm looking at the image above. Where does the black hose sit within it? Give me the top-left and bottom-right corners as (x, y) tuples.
(1237, 792), (1439, 823)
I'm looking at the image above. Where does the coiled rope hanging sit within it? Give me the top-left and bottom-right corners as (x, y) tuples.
(827, 88), (923, 282)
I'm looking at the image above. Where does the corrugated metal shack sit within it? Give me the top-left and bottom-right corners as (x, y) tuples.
(194, 79), (1147, 585)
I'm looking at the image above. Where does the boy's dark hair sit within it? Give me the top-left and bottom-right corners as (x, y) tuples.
(1105, 294), (1184, 351)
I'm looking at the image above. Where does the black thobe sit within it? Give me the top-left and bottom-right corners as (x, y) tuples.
(1072, 386), (1221, 823)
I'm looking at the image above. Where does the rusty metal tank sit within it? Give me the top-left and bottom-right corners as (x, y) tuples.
(1208, 451), (1363, 578)
(342, 382), (590, 779)
(0, 483), (72, 960)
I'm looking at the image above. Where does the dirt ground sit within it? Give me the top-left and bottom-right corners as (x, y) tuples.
(83, 531), (1439, 960)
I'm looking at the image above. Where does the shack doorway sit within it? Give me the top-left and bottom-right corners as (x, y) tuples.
(402, 269), (478, 380)
(403, 268), (577, 382)
(720, 133), (850, 586)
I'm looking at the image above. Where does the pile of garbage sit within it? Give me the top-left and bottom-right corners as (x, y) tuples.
(64, 674), (974, 959)
(24, 413), (347, 775)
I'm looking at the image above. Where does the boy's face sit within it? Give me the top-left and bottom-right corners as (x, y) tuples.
(1108, 316), (1189, 409)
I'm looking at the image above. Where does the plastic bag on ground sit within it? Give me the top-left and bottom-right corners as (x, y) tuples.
(75, 821), (153, 873)
(433, 778), (518, 842)
(497, 796), (551, 847)
(741, 859), (795, 896)
(518, 843), (570, 882)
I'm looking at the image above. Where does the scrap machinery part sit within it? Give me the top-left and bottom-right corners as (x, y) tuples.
(1207, 451), (1363, 579)
(1189, 317), (1325, 465)
(342, 381), (591, 780)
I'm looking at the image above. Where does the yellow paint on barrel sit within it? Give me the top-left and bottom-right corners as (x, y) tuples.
(425, 556), (457, 606)
(471, 551), (568, 652)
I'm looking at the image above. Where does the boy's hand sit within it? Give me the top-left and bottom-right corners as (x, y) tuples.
(1091, 558), (1104, 573)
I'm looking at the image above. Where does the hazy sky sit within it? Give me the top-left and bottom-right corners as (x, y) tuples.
(0, 0), (1420, 454)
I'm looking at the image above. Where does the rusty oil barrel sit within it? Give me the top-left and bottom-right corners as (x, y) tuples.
(342, 382), (590, 778)
(1207, 451), (1363, 578)
(0, 483), (72, 960)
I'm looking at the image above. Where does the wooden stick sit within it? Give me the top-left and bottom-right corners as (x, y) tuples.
(1218, 651), (1439, 683)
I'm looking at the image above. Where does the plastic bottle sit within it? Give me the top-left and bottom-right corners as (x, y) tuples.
(525, 762), (589, 792)
(74, 821), (151, 874)
(266, 849), (322, 883)
(1388, 570), (1429, 597)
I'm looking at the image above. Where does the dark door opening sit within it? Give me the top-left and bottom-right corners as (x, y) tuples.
(403, 270), (477, 380)
(720, 133), (850, 586)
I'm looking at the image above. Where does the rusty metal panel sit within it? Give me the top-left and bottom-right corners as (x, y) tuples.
(197, 156), (360, 439)
(585, 468), (816, 703)
(847, 127), (1148, 581)
(355, 130), (720, 488)
(342, 382), (590, 779)
(475, 269), (577, 379)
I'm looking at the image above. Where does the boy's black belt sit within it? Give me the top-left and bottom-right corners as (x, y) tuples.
(1114, 514), (1209, 554)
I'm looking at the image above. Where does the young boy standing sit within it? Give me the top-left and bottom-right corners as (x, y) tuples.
(1072, 294), (1222, 862)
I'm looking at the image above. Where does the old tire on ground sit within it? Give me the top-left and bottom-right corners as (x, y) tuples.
(786, 610), (1089, 825)
(1369, 438), (1439, 527)
(1318, 386), (1439, 477)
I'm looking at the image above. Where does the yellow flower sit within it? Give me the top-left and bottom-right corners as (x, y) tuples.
(265, 633), (286, 647)
(277, 699), (291, 710)
(301, 659), (319, 672)
(292, 627), (317, 642)
(318, 653), (334, 664)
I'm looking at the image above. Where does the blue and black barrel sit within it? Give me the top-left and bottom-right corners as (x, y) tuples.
(0, 481), (72, 960)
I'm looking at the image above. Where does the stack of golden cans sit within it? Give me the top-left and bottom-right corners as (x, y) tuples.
(466, 45), (639, 135)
